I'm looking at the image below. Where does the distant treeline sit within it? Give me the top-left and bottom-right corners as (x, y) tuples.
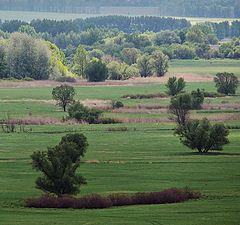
(0, 16), (240, 39)
(0, 16), (191, 34)
(0, 0), (240, 18)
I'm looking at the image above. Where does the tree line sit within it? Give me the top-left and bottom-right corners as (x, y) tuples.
(0, 16), (239, 39)
(0, 0), (240, 18)
(0, 16), (191, 35)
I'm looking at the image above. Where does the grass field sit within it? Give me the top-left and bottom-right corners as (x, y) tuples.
(169, 59), (240, 77)
(0, 59), (240, 224)
(1, 10), (240, 24)
(0, 124), (240, 225)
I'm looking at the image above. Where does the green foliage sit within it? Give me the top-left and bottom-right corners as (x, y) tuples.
(18, 24), (37, 36)
(85, 60), (108, 82)
(191, 88), (205, 109)
(214, 72), (239, 95)
(79, 28), (103, 46)
(52, 85), (75, 112)
(176, 118), (229, 153)
(68, 101), (102, 124)
(166, 77), (186, 96)
(137, 54), (153, 77)
(3, 33), (50, 80)
(173, 44), (196, 59)
(74, 45), (89, 78)
(0, 41), (8, 77)
(107, 61), (123, 80)
(154, 31), (181, 45)
(112, 101), (124, 109)
(121, 48), (139, 65)
(151, 51), (169, 77)
(31, 133), (88, 196)
(47, 41), (73, 79)
(169, 93), (192, 126)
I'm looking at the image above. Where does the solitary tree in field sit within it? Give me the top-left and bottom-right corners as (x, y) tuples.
(169, 93), (192, 126)
(166, 77), (186, 96)
(52, 85), (75, 112)
(214, 72), (239, 95)
(31, 133), (88, 196)
(176, 118), (229, 153)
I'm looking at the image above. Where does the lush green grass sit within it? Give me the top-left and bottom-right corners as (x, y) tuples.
(169, 59), (240, 77)
(0, 80), (239, 224)
(0, 81), (239, 122)
(0, 124), (240, 224)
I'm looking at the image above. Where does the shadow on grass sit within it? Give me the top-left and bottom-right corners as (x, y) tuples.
(176, 152), (240, 156)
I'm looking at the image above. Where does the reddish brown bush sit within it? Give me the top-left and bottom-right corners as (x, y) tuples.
(26, 188), (200, 209)
(74, 194), (112, 209)
(122, 93), (168, 99)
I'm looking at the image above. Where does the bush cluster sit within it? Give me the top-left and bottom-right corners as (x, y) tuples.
(122, 93), (167, 99)
(26, 188), (201, 209)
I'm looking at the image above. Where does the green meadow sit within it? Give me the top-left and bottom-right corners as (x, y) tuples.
(0, 58), (240, 224)
(169, 59), (240, 77)
(0, 123), (240, 225)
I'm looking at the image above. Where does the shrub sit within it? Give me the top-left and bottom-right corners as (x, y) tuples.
(98, 117), (121, 124)
(176, 118), (229, 153)
(214, 72), (239, 95)
(68, 101), (102, 124)
(26, 188), (201, 209)
(55, 76), (76, 83)
(122, 93), (167, 99)
(112, 101), (124, 109)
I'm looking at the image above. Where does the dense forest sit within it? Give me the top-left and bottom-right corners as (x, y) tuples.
(0, 0), (240, 18)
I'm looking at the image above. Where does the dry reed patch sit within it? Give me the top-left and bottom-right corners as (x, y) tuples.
(0, 74), (211, 88)
(0, 99), (55, 104)
(191, 114), (240, 122)
(119, 117), (171, 124)
(84, 160), (101, 164)
(202, 103), (240, 110)
(113, 107), (167, 114)
(165, 73), (213, 82)
(81, 99), (113, 110)
(8, 117), (78, 125)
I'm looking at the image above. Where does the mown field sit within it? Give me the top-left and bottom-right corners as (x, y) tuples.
(0, 59), (240, 225)
(169, 59), (240, 77)
(1, 10), (240, 24)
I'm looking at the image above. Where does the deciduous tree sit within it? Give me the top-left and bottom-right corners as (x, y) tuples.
(52, 85), (75, 112)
